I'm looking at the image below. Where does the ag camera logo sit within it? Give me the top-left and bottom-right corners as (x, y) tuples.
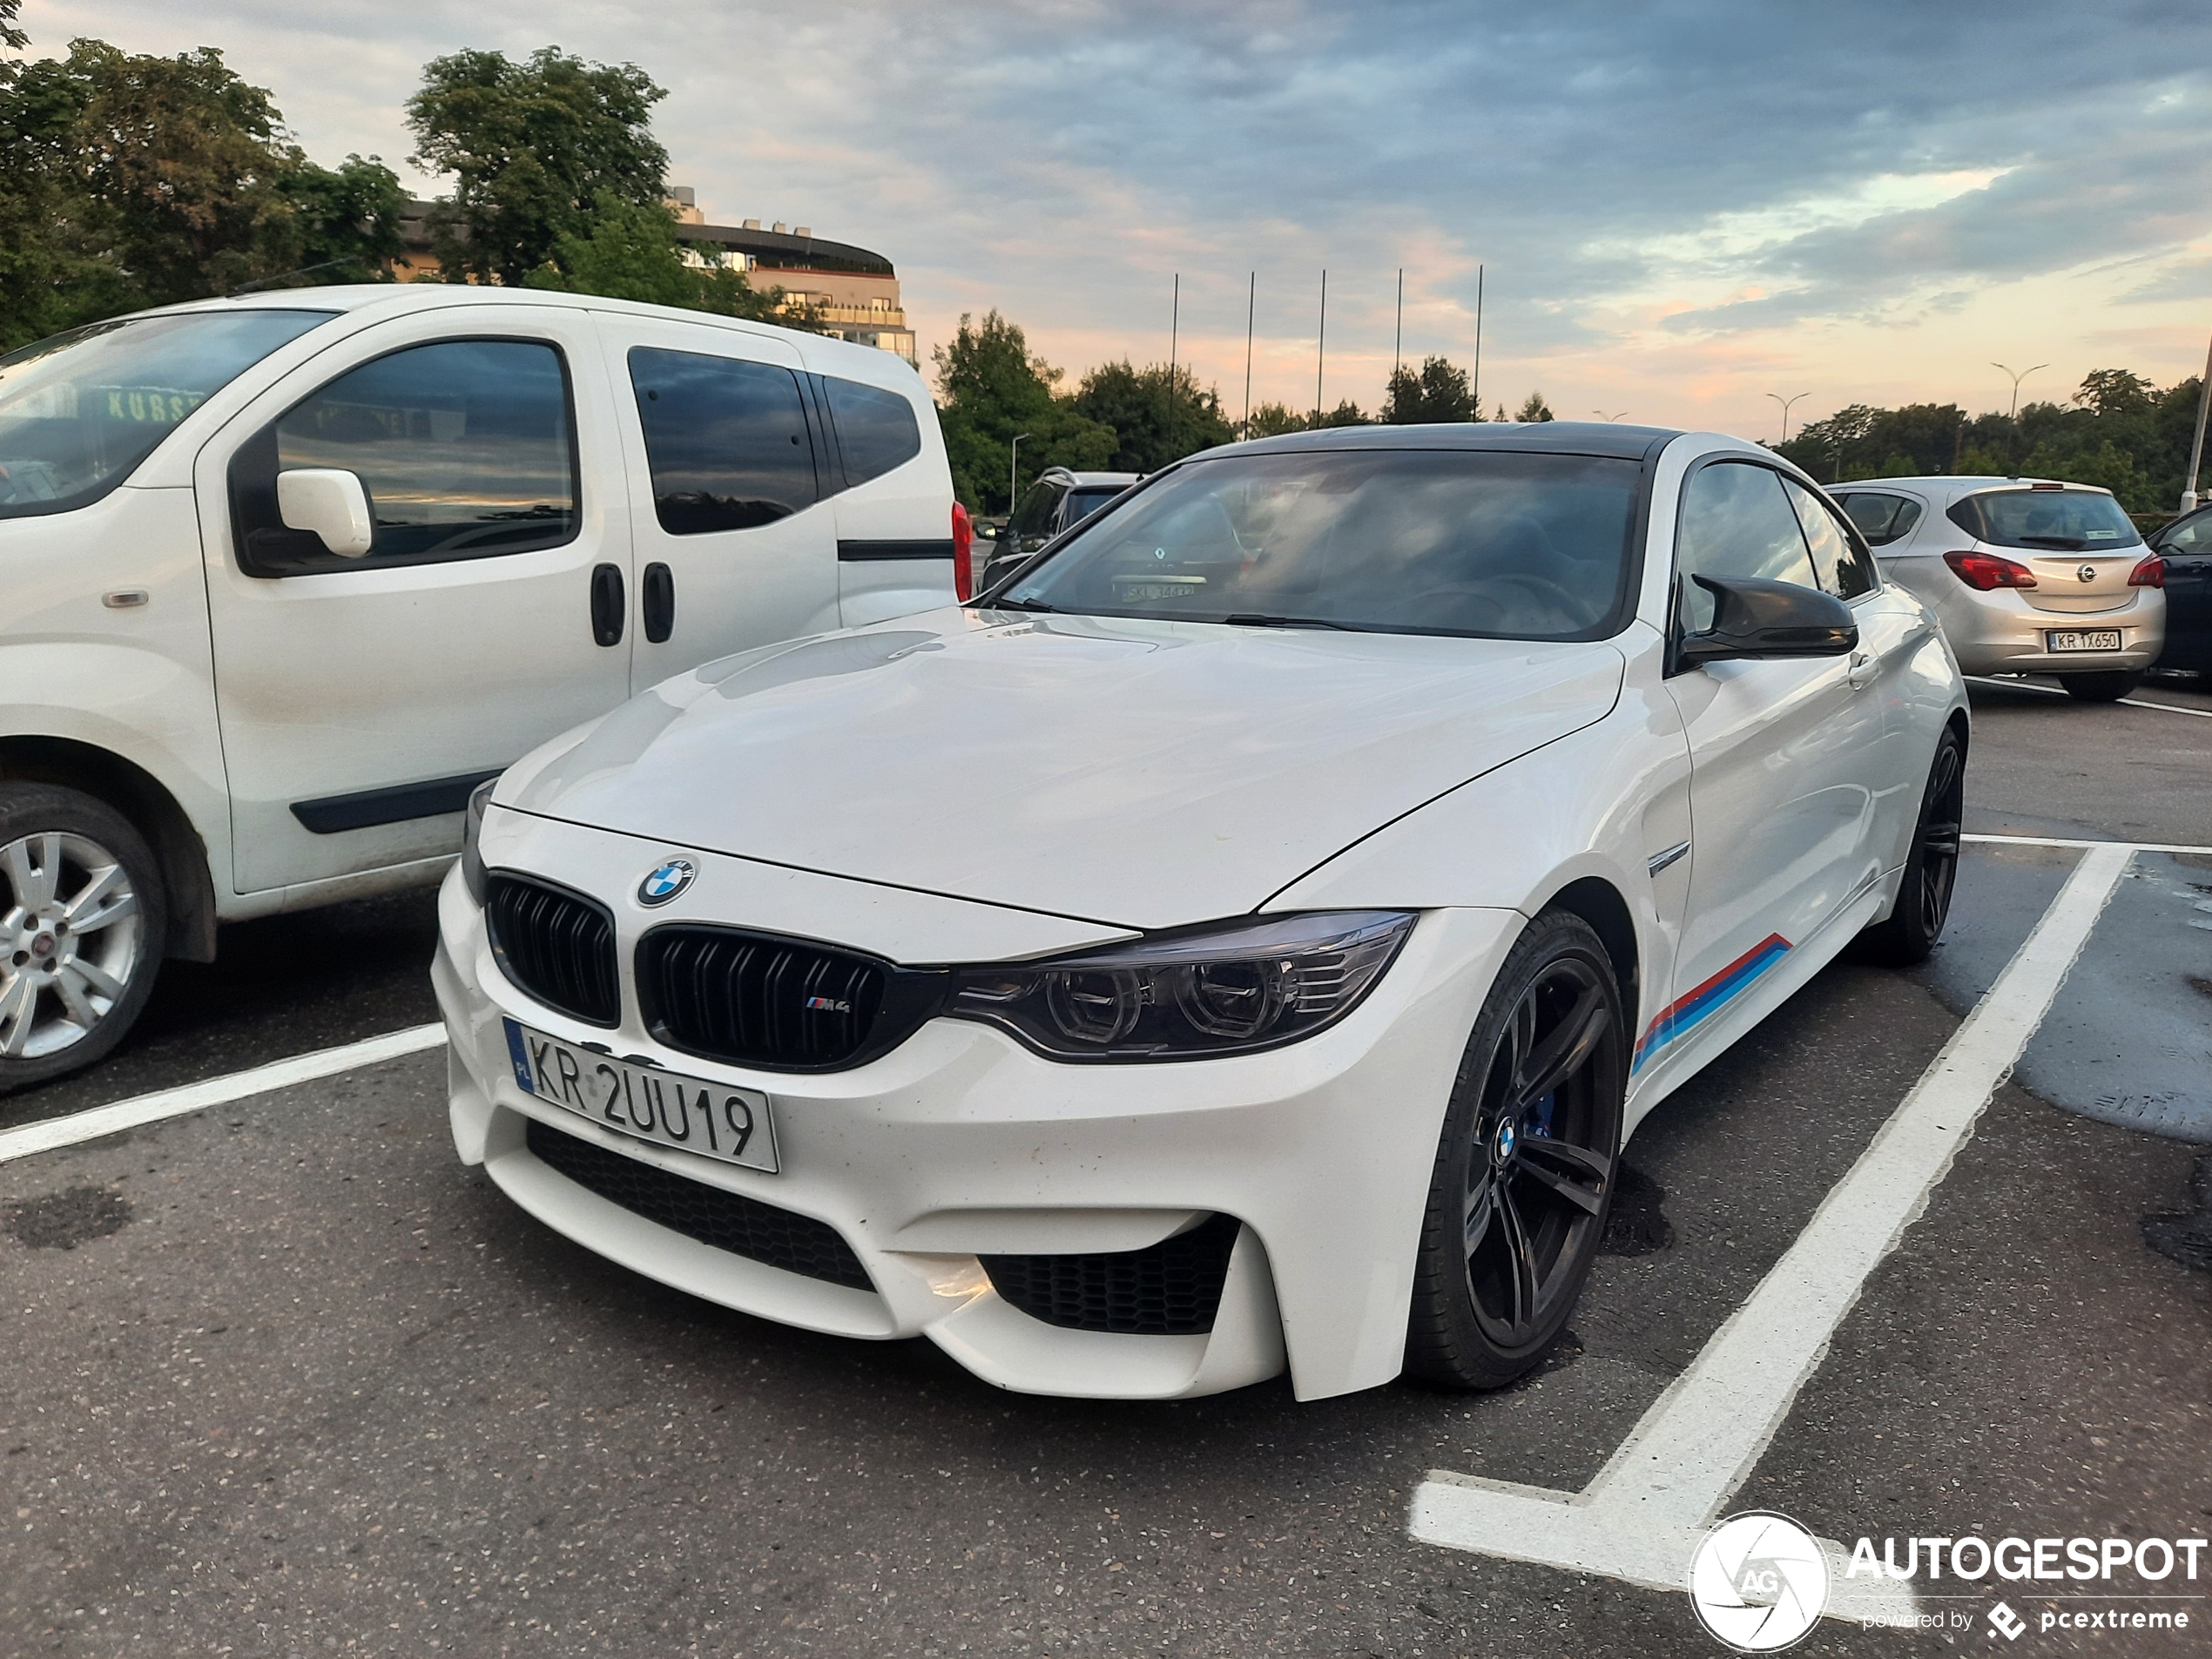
(637, 858), (697, 906)
(1689, 1511), (1830, 1652)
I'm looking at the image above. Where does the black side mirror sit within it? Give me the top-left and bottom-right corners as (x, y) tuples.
(1676, 574), (1857, 667)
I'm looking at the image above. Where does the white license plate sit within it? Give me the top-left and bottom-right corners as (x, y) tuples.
(2046, 630), (2122, 652)
(502, 1019), (779, 1173)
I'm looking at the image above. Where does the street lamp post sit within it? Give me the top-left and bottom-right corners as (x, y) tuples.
(1008, 433), (1030, 518)
(2180, 326), (2212, 514)
(1766, 391), (1810, 442)
(1993, 361), (2047, 421)
(1593, 409), (1627, 422)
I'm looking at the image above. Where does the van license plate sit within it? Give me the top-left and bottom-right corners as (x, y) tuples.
(2046, 630), (2121, 652)
(502, 1019), (779, 1173)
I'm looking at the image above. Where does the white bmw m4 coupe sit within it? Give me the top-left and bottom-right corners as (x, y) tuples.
(435, 422), (1968, 1402)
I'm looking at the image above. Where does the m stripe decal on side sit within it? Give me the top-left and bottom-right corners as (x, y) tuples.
(1630, 933), (1792, 1075)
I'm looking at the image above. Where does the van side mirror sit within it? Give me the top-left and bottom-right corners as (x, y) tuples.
(276, 469), (374, 559)
(1676, 574), (1857, 667)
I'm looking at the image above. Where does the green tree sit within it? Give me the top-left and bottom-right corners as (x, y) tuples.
(1382, 354), (1476, 423)
(1244, 401), (1308, 438)
(1514, 391), (1554, 422)
(932, 312), (1116, 512)
(522, 190), (796, 323)
(1315, 399), (1370, 428)
(407, 47), (670, 287)
(0, 33), (408, 344)
(1069, 361), (1235, 472)
(276, 152), (406, 286)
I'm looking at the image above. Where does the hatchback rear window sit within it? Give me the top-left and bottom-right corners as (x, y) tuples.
(0, 308), (334, 518)
(1064, 487), (1123, 526)
(1947, 489), (2140, 552)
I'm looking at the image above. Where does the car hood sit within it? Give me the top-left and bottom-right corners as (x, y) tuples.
(509, 609), (1624, 931)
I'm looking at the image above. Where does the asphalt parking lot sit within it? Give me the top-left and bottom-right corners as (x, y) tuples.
(3, 676), (2208, 1657)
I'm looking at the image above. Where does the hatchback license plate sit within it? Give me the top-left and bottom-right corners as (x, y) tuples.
(2046, 630), (2122, 652)
(502, 1019), (779, 1173)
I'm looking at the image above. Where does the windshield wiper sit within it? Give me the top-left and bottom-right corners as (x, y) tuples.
(988, 596), (1056, 612)
(1220, 612), (1354, 631)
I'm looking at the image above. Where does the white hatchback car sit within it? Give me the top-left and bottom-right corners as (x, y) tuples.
(0, 286), (962, 1089)
(437, 423), (1967, 1401)
(1831, 476), (2164, 701)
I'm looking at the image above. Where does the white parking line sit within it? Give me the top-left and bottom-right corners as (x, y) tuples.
(1409, 842), (2135, 1621)
(0, 1023), (447, 1166)
(1966, 674), (2212, 719)
(1965, 831), (2212, 856)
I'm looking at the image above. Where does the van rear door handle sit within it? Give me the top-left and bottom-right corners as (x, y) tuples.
(590, 563), (625, 647)
(642, 562), (675, 644)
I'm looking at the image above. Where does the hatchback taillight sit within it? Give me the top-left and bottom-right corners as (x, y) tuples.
(951, 501), (974, 602)
(1944, 550), (2038, 590)
(2128, 554), (2165, 589)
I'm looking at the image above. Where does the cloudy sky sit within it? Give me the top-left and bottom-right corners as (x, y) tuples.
(21, 0), (2212, 437)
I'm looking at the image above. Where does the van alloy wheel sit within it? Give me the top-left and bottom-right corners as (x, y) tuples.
(1, 829), (146, 1060)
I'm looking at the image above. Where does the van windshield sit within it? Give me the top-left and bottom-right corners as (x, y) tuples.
(999, 448), (1642, 641)
(1946, 488), (2141, 552)
(0, 308), (334, 518)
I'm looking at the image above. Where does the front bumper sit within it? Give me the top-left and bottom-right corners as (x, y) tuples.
(434, 826), (1519, 1401)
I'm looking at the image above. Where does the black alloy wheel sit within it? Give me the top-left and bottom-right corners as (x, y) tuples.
(1850, 723), (1966, 967)
(1405, 911), (1626, 1390)
(2059, 670), (2143, 703)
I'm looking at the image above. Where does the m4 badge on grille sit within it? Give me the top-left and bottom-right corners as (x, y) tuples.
(805, 995), (853, 1013)
(637, 858), (696, 906)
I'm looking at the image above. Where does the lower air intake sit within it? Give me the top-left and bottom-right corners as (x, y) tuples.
(980, 1213), (1243, 1336)
(524, 1117), (873, 1292)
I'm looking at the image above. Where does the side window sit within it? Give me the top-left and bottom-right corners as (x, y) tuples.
(628, 347), (817, 536)
(1008, 479), (1065, 545)
(233, 338), (577, 575)
(1837, 491), (1922, 547)
(822, 375), (921, 487)
(2164, 513), (2212, 554)
(1784, 477), (1878, 601)
(1675, 460), (1817, 632)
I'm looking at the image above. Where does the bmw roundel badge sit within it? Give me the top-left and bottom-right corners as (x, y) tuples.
(637, 858), (696, 906)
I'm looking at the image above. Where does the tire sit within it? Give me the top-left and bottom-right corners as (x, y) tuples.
(2060, 671), (2142, 703)
(1850, 724), (1965, 968)
(0, 783), (166, 1094)
(1405, 911), (1627, 1391)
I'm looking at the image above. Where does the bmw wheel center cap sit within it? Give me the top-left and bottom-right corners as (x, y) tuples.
(637, 858), (697, 906)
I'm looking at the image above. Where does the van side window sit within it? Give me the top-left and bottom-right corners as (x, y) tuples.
(232, 338), (577, 575)
(629, 347), (818, 536)
(1674, 461), (1818, 632)
(823, 375), (921, 487)
(1784, 477), (1878, 601)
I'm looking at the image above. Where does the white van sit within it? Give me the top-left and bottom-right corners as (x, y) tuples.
(0, 286), (968, 1089)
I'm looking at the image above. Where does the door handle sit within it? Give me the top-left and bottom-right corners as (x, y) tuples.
(590, 563), (625, 647)
(642, 562), (675, 644)
(1846, 650), (1878, 689)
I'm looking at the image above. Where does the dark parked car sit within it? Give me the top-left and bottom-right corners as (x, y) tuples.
(2148, 503), (2212, 673)
(980, 468), (1139, 589)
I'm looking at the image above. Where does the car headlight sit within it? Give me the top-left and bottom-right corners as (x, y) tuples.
(946, 911), (1415, 1061)
(461, 777), (497, 906)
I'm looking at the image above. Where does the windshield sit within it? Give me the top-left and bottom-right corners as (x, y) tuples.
(1947, 488), (2141, 552)
(0, 308), (334, 518)
(999, 448), (1642, 640)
